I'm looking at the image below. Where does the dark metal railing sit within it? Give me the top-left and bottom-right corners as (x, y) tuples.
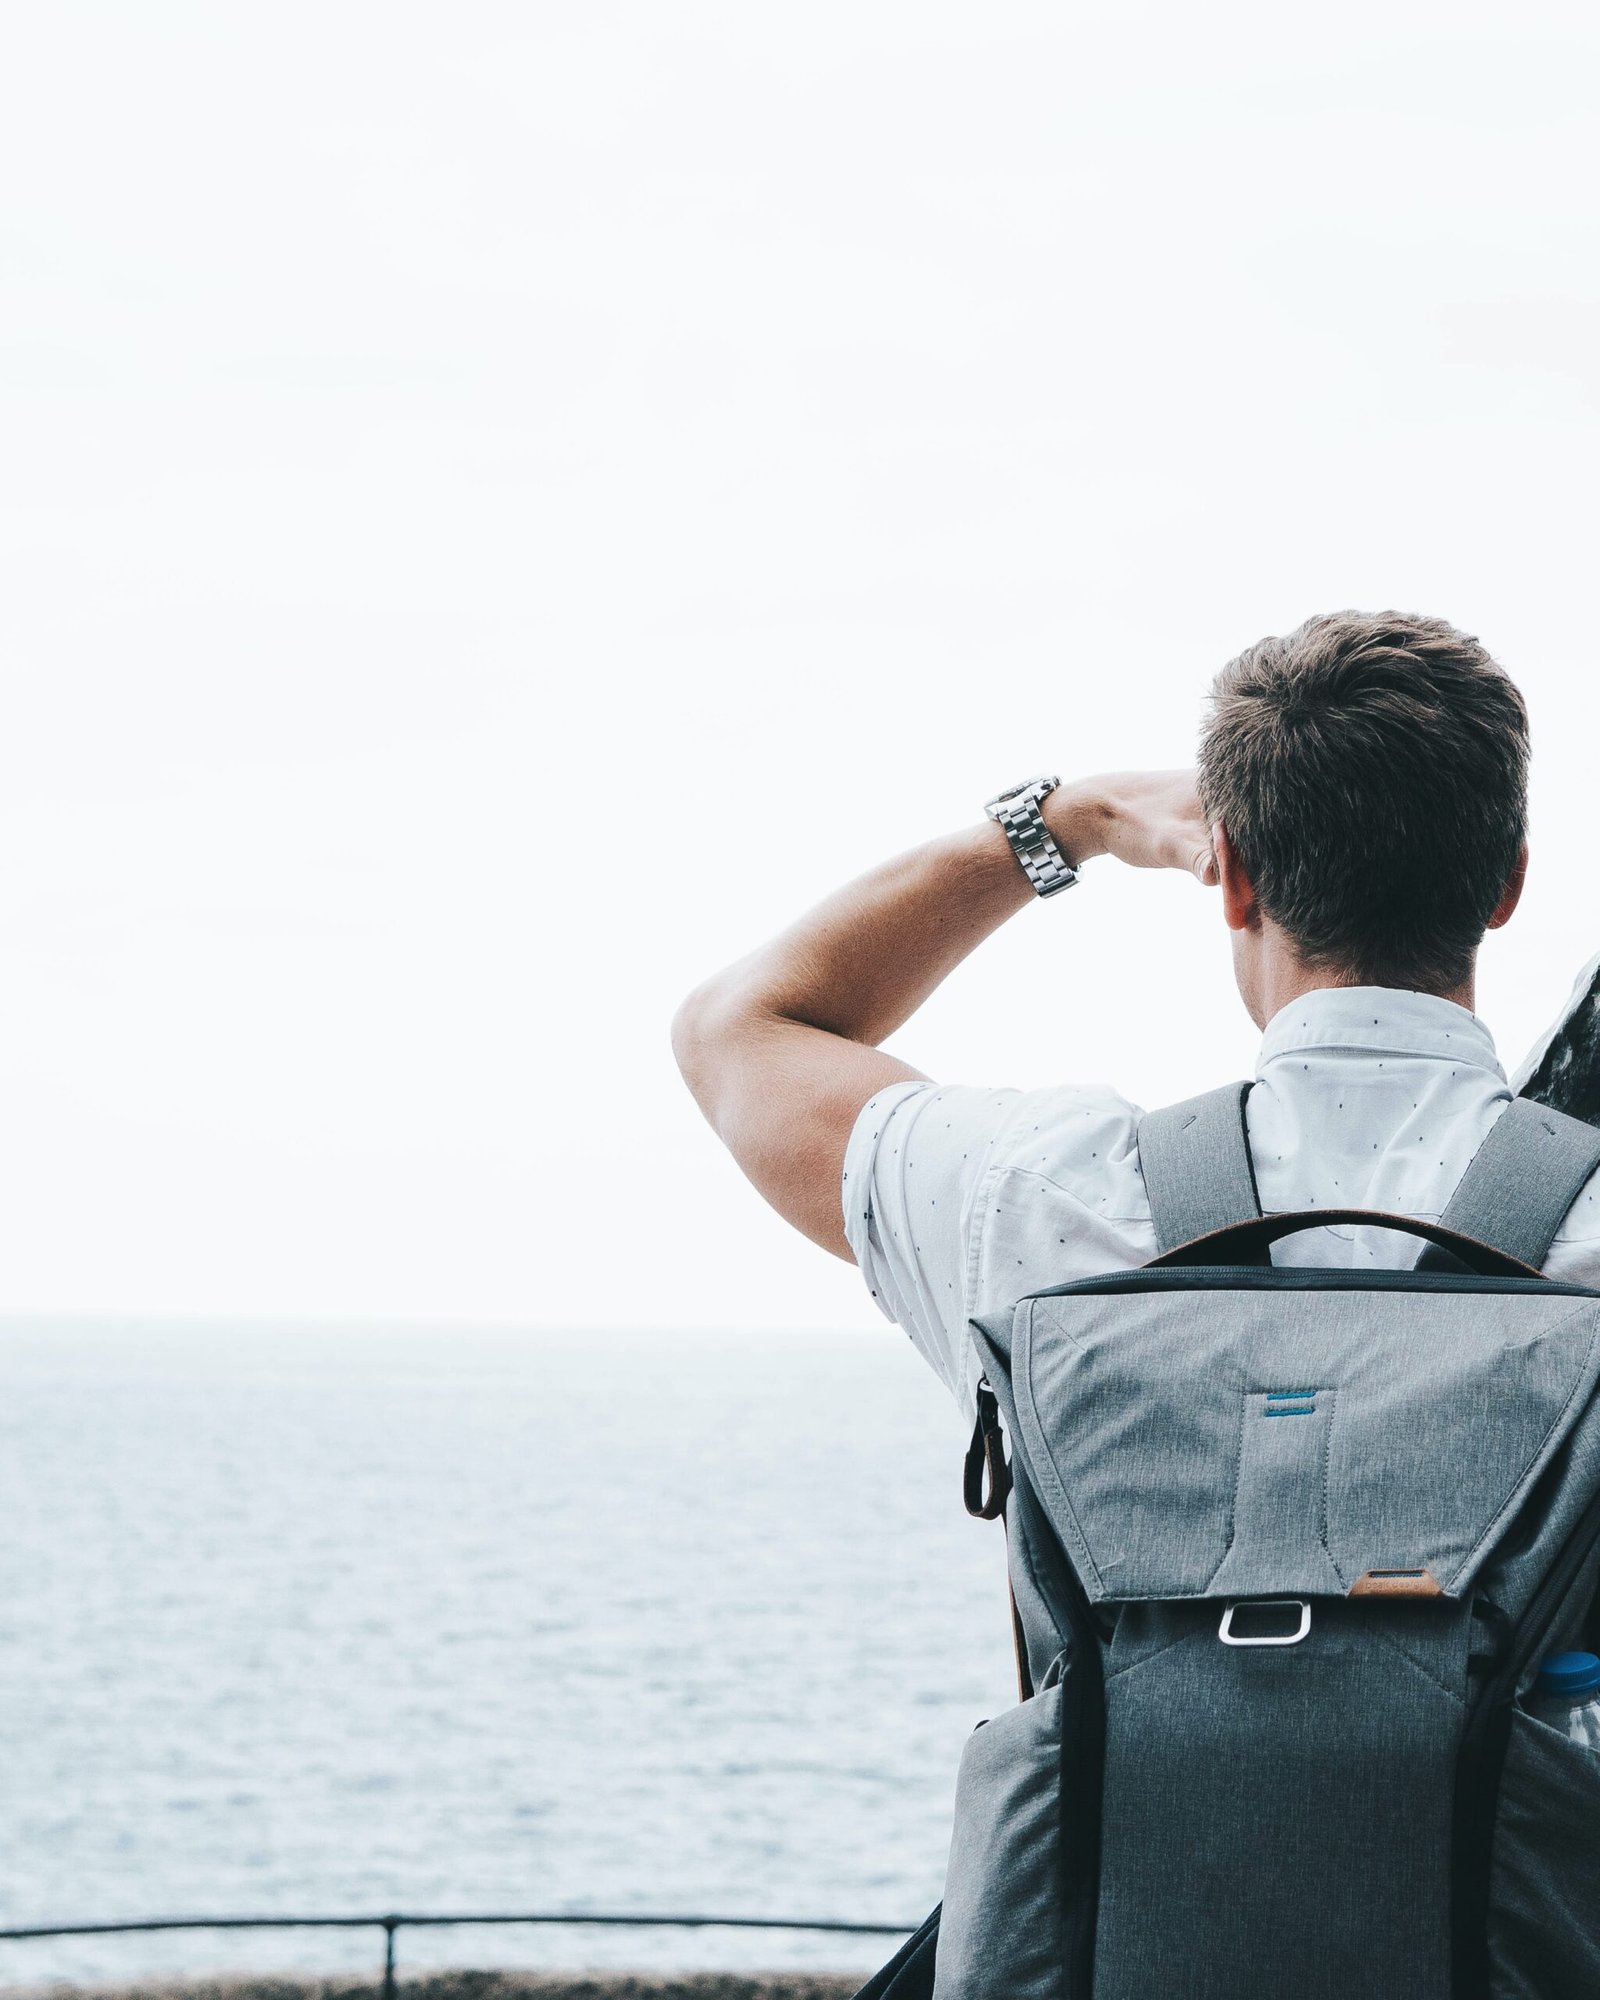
(0, 1910), (918, 2000)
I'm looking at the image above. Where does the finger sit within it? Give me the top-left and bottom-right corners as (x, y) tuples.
(1192, 843), (1219, 886)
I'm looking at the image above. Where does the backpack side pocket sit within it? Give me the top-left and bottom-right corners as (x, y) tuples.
(1488, 1706), (1600, 1995)
(934, 1680), (1066, 2000)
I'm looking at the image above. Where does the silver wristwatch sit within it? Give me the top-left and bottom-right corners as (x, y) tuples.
(985, 773), (1079, 897)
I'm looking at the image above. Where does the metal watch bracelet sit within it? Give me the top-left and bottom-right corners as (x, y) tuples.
(984, 775), (1080, 898)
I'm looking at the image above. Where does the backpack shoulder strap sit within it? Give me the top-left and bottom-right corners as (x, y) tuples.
(1434, 1096), (1600, 1271)
(1136, 1080), (1261, 1255)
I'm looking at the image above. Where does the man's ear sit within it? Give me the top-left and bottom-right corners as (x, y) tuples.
(1212, 823), (1259, 934)
(1486, 841), (1529, 932)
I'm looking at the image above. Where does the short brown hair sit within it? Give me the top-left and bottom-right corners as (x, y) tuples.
(1197, 611), (1529, 991)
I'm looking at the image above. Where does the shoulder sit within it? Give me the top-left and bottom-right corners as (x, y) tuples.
(845, 1078), (1147, 1212)
(980, 1081), (1149, 1201)
(842, 1079), (1154, 1408)
(967, 1084), (1158, 1305)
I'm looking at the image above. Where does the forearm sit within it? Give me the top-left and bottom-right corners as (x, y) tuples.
(679, 784), (1104, 1053)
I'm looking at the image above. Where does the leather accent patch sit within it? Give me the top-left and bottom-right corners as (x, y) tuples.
(1349, 1567), (1444, 1599)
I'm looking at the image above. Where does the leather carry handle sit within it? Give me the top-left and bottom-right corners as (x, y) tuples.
(1149, 1206), (1545, 1281)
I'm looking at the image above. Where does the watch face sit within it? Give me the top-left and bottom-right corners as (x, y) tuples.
(986, 773), (1057, 813)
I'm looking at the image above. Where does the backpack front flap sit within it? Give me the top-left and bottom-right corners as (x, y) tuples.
(1003, 1265), (1600, 1609)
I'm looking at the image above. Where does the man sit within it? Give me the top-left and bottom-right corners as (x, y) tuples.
(673, 609), (1600, 1414)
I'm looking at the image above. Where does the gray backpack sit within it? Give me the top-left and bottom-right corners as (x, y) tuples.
(927, 1086), (1600, 2000)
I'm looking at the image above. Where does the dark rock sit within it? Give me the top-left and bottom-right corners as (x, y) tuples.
(1520, 951), (1600, 1126)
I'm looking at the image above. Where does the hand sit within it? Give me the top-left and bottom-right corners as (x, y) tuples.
(1050, 771), (1218, 885)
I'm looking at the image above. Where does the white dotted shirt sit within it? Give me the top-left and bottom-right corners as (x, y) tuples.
(842, 985), (1600, 1414)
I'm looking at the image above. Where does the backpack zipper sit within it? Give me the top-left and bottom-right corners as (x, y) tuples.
(1029, 1267), (1600, 1302)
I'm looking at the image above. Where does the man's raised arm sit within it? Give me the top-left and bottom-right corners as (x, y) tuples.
(671, 771), (1217, 1260)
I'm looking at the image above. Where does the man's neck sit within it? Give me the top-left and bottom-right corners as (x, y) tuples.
(1248, 939), (1473, 1030)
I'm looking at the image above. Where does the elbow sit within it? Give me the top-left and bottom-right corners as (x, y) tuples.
(670, 981), (712, 1086)
(671, 975), (742, 1101)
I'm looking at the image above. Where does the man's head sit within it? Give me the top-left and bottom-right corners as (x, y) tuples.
(1198, 610), (1530, 1022)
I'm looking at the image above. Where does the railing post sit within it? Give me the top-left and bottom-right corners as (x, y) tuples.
(381, 1917), (398, 2000)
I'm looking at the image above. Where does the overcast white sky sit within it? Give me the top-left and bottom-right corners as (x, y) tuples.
(1, 3), (1597, 1329)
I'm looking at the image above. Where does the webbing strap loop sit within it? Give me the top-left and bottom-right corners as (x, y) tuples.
(962, 1383), (1011, 1521)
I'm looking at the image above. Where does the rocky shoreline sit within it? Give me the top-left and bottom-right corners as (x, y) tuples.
(0, 1974), (861, 2000)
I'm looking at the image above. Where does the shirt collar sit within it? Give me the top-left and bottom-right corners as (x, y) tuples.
(1256, 985), (1504, 1078)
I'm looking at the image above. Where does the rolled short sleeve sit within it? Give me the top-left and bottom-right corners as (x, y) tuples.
(843, 1080), (1024, 1408)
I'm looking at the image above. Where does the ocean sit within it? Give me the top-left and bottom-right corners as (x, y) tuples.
(0, 1320), (1013, 1986)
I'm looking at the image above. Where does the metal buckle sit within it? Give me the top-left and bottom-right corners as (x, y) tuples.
(1218, 1599), (1312, 1647)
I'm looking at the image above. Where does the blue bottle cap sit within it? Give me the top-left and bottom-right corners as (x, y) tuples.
(1536, 1651), (1600, 1698)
